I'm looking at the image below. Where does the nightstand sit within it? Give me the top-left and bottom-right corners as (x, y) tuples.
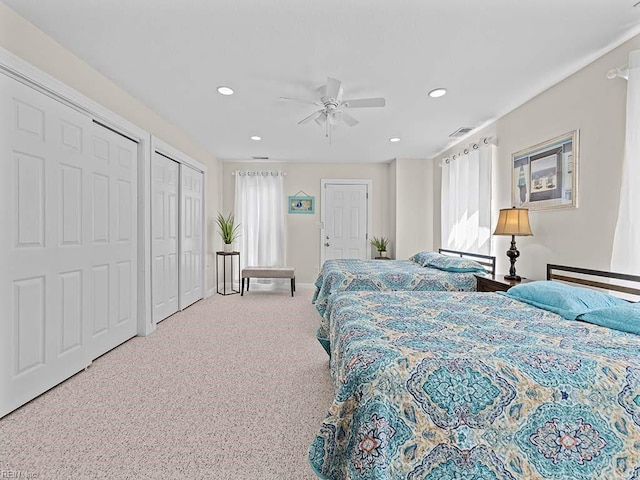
(475, 274), (534, 293)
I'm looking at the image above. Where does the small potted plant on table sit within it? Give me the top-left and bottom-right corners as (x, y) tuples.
(216, 212), (241, 252)
(371, 236), (389, 258)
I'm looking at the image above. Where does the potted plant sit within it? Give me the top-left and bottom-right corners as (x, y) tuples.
(371, 236), (389, 258)
(216, 212), (241, 252)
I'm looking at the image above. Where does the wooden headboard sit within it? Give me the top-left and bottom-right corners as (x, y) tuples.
(547, 264), (640, 301)
(439, 249), (496, 275)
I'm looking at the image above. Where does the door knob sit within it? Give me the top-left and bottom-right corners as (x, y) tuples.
(326, 236), (330, 239)
(324, 242), (330, 247)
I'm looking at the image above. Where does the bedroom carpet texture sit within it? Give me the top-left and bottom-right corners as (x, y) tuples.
(0, 288), (333, 480)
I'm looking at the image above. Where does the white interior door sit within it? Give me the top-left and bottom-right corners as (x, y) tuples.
(323, 183), (368, 261)
(151, 152), (179, 323)
(180, 165), (203, 309)
(0, 73), (137, 417)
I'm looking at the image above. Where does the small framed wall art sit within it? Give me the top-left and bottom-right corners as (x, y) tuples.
(288, 192), (315, 214)
(512, 130), (579, 211)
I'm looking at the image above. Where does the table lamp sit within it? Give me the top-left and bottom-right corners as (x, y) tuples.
(493, 207), (533, 281)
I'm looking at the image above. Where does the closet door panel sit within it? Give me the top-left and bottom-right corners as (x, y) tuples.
(151, 153), (179, 322)
(180, 165), (203, 309)
(0, 75), (85, 417)
(86, 124), (137, 360)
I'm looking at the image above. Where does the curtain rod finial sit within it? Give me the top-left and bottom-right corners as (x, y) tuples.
(607, 66), (629, 80)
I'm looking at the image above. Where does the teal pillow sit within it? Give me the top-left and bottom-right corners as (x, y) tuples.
(503, 281), (627, 320)
(425, 256), (487, 273)
(409, 251), (441, 266)
(577, 304), (640, 335)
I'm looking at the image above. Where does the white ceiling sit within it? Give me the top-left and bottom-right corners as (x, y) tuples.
(5, 0), (640, 163)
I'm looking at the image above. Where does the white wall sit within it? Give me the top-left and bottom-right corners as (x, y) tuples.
(0, 2), (223, 291)
(222, 161), (391, 283)
(393, 158), (434, 259)
(433, 34), (639, 279)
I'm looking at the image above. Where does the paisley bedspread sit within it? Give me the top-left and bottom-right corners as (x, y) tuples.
(312, 260), (477, 351)
(309, 290), (640, 480)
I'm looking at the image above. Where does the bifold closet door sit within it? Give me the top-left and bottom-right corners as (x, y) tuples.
(151, 153), (179, 323)
(180, 165), (204, 309)
(0, 74), (137, 417)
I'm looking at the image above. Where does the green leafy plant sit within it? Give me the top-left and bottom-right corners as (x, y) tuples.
(216, 212), (241, 244)
(371, 236), (389, 252)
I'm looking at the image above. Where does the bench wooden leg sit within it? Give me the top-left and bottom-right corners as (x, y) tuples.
(247, 278), (250, 291)
(291, 277), (295, 297)
(241, 278), (244, 296)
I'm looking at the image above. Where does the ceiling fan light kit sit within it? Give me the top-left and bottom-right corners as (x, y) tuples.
(280, 77), (386, 143)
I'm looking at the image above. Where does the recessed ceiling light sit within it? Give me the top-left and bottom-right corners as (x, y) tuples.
(217, 86), (234, 96)
(389, 137), (401, 143)
(428, 88), (447, 98)
(250, 136), (262, 141)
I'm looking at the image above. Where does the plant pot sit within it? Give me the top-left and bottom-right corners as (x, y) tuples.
(223, 243), (233, 253)
(378, 250), (388, 258)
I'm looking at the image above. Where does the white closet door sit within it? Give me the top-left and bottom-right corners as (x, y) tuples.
(180, 165), (203, 309)
(151, 152), (179, 322)
(87, 124), (138, 360)
(0, 74), (137, 417)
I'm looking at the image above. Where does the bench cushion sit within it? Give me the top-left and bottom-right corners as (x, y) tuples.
(242, 267), (295, 279)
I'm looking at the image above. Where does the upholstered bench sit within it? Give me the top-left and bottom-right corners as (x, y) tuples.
(241, 267), (296, 296)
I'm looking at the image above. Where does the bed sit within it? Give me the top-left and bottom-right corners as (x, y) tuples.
(313, 249), (496, 352)
(309, 265), (640, 480)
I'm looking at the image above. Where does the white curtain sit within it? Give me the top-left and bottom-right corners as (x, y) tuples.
(235, 171), (286, 274)
(441, 143), (492, 254)
(611, 50), (640, 275)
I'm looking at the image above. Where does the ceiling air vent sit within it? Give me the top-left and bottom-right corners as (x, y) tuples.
(251, 156), (270, 160)
(449, 127), (474, 138)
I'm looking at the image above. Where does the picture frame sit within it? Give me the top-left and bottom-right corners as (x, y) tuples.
(511, 130), (579, 211)
(288, 195), (315, 214)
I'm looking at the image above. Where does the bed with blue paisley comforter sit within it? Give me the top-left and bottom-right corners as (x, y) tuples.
(312, 259), (478, 351)
(309, 290), (640, 480)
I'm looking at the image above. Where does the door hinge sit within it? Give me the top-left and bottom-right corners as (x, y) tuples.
(366, 193), (369, 199)
(366, 233), (368, 240)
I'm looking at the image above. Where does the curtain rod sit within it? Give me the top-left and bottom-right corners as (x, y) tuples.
(607, 65), (628, 80)
(607, 50), (640, 80)
(440, 136), (495, 167)
(232, 171), (286, 176)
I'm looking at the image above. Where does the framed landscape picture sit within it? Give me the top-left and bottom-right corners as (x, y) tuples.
(511, 130), (578, 211)
(288, 195), (315, 214)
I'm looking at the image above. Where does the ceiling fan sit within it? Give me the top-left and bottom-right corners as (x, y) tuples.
(280, 77), (386, 142)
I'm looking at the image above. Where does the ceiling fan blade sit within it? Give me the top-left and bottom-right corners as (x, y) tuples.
(279, 96), (322, 106)
(325, 77), (342, 100)
(340, 111), (359, 127)
(298, 109), (324, 125)
(314, 112), (327, 126)
(342, 97), (386, 108)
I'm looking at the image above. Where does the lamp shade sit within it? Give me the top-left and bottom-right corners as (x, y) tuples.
(493, 207), (533, 236)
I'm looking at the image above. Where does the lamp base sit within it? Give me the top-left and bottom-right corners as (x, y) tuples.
(503, 274), (522, 282)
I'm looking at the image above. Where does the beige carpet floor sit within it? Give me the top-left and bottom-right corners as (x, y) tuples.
(0, 288), (333, 480)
